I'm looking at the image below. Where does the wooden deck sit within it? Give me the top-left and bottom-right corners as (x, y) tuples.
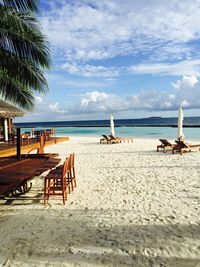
(0, 136), (69, 157)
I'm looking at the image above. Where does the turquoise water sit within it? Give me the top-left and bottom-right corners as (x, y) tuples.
(21, 126), (200, 141)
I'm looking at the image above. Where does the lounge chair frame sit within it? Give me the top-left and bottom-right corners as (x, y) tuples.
(172, 140), (200, 155)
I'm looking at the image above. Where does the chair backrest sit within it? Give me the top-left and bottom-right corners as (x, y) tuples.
(109, 135), (116, 140)
(159, 139), (171, 146)
(102, 134), (109, 140)
(62, 157), (70, 178)
(175, 140), (189, 148)
(70, 153), (75, 167)
(25, 146), (40, 157)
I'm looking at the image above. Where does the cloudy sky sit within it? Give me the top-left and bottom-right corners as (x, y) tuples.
(16, 0), (200, 122)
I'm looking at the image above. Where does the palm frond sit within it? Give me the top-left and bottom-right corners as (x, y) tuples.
(0, 0), (51, 110)
(0, 69), (35, 109)
(0, 7), (51, 68)
(1, 0), (39, 12)
(0, 48), (48, 92)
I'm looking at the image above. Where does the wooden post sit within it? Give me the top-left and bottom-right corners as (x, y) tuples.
(16, 127), (21, 160)
(38, 135), (44, 154)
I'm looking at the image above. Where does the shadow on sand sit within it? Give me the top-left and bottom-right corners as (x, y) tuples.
(0, 207), (199, 267)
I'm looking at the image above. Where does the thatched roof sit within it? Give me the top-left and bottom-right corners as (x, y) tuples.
(0, 100), (24, 118)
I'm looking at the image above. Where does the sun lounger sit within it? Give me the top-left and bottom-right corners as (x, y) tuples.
(100, 135), (116, 144)
(109, 135), (133, 143)
(100, 135), (108, 144)
(172, 140), (200, 155)
(157, 139), (175, 153)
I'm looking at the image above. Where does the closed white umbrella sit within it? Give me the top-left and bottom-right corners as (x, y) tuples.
(110, 114), (115, 137)
(177, 107), (185, 140)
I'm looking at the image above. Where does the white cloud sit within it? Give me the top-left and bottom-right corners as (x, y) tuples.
(35, 96), (43, 103)
(46, 72), (117, 88)
(40, 0), (200, 64)
(181, 100), (190, 108)
(129, 59), (200, 76)
(16, 75), (200, 121)
(62, 63), (120, 77)
(172, 75), (198, 90)
(70, 91), (127, 114)
(17, 97), (69, 122)
(69, 75), (200, 114)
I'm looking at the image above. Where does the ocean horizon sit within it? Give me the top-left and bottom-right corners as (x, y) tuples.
(15, 116), (200, 140)
(14, 116), (200, 128)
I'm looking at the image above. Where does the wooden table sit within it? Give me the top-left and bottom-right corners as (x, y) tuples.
(0, 155), (61, 198)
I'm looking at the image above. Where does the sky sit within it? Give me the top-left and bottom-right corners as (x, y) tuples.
(16, 0), (200, 122)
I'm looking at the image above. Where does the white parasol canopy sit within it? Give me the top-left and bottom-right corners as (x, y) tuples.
(177, 107), (185, 140)
(110, 114), (115, 137)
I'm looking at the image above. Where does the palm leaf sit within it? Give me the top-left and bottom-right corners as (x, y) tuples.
(0, 0), (51, 110)
(0, 48), (48, 92)
(0, 7), (51, 68)
(1, 0), (39, 12)
(0, 69), (35, 109)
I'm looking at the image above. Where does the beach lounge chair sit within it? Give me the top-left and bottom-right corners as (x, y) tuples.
(100, 135), (108, 144)
(109, 135), (122, 143)
(172, 140), (200, 155)
(100, 135), (116, 144)
(109, 135), (133, 143)
(157, 139), (175, 153)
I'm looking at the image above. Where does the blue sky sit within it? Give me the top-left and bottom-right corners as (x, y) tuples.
(16, 0), (200, 122)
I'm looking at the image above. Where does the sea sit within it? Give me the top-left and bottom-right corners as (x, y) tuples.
(14, 116), (200, 140)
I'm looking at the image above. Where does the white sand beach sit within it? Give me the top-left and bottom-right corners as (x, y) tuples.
(0, 136), (200, 267)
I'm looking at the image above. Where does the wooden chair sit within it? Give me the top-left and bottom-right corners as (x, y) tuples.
(172, 140), (200, 155)
(69, 153), (76, 191)
(44, 157), (70, 205)
(157, 139), (175, 153)
(52, 153), (76, 191)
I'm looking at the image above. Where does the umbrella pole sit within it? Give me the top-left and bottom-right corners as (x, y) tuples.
(16, 127), (21, 160)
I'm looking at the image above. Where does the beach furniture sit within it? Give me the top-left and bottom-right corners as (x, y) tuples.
(100, 135), (108, 144)
(172, 140), (200, 155)
(109, 135), (122, 143)
(44, 157), (70, 205)
(0, 156), (61, 198)
(100, 135), (115, 144)
(51, 153), (76, 191)
(24, 147), (58, 158)
(109, 135), (133, 143)
(157, 139), (175, 153)
(69, 153), (76, 191)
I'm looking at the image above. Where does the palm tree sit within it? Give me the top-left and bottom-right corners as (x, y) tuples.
(0, 0), (50, 110)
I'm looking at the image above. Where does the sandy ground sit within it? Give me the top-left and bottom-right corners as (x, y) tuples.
(0, 136), (200, 267)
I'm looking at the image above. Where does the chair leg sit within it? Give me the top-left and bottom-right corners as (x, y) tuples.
(62, 191), (65, 205)
(69, 170), (74, 191)
(44, 178), (47, 205)
(73, 167), (76, 187)
(62, 182), (66, 204)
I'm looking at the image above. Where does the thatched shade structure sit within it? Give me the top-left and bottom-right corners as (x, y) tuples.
(0, 100), (24, 118)
(0, 100), (24, 142)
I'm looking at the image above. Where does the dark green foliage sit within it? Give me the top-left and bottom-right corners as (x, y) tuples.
(0, 0), (50, 110)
